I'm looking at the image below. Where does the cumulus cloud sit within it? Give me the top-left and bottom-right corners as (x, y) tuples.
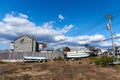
(0, 12), (118, 49)
(1, 13), (73, 37)
(3, 13), (29, 26)
(54, 34), (108, 47)
(61, 24), (74, 33)
(58, 14), (64, 21)
(89, 34), (105, 42)
(115, 33), (120, 37)
(0, 38), (11, 44)
(18, 13), (28, 19)
(0, 13), (74, 48)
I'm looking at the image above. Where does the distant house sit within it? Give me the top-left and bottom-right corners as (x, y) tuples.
(11, 35), (47, 52)
(63, 47), (71, 52)
(115, 46), (120, 55)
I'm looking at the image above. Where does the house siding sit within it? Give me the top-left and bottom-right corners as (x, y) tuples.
(14, 35), (35, 52)
(13, 35), (47, 52)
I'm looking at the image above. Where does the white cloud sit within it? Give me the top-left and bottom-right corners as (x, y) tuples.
(0, 12), (118, 49)
(54, 34), (108, 47)
(54, 35), (65, 41)
(98, 41), (112, 47)
(61, 24), (74, 33)
(0, 13), (74, 49)
(18, 13), (28, 19)
(58, 14), (64, 21)
(89, 34), (105, 42)
(0, 38), (11, 44)
(115, 33), (120, 37)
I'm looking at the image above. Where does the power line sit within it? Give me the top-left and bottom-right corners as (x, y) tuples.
(79, 16), (106, 35)
(85, 10), (120, 35)
(88, 36), (120, 45)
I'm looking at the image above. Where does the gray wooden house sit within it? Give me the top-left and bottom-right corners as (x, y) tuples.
(12, 35), (47, 52)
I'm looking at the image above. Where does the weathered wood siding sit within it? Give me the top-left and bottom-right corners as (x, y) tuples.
(14, 35), (36, 52)
(0, 51), (64, 60)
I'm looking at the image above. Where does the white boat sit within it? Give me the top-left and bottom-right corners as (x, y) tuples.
(23, 56), (46, 62)
(65, 47), (93, 58)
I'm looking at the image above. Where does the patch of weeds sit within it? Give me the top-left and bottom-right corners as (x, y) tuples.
(115, 64), (120, 69)
(79, 61), (82, 64)
(53, 56), (65, 61)
(89, 61), (94, 65)
(93, 56), (112, 67)
(88, 57), (96, 61)
(0, 60), (6, 64)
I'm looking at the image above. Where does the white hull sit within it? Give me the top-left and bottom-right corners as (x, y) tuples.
(66, 51), (91, 58)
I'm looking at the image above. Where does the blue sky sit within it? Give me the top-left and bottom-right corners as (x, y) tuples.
(0, 0), (120, 50)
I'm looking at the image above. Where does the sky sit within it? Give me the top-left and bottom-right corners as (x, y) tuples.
(1, 0), (120, 50)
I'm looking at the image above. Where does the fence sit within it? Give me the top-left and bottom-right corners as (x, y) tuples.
(0, 51), (64, 62)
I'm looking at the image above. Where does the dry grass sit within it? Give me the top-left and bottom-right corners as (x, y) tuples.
(0, 59), (120, 80)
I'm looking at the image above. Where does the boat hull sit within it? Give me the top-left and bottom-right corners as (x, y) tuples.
(66, 52), (90, 58)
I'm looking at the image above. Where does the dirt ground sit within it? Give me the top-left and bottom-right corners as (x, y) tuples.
(0, 59), (120, 80)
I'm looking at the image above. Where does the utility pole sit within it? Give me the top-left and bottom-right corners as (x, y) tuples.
(106, 15), (115, 55)
(59, 39), (63, 51)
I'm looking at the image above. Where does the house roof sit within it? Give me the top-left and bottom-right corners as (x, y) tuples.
(14, 34), (33, 41)
(13, 34), (45, 44)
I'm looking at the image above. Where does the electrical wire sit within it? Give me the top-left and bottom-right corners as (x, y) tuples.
(89, 36), (120, 44)
(86, 10), (120, 35)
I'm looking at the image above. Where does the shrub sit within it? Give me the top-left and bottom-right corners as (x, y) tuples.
(79, 61), (82, 64)
(53, 56), (65, 61)
(89, 61), (94, 65)
(115, 64), (120, 69)
(93, 56), (112, 67)
(0, 60), (6, 64)
(112, 56), (120, 62)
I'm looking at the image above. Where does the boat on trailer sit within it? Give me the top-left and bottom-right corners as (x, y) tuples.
(23, 56), (46, 62)
(65, 46), (93, 59)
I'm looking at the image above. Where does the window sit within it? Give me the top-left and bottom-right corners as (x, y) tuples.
(20, 39), (24, 43)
